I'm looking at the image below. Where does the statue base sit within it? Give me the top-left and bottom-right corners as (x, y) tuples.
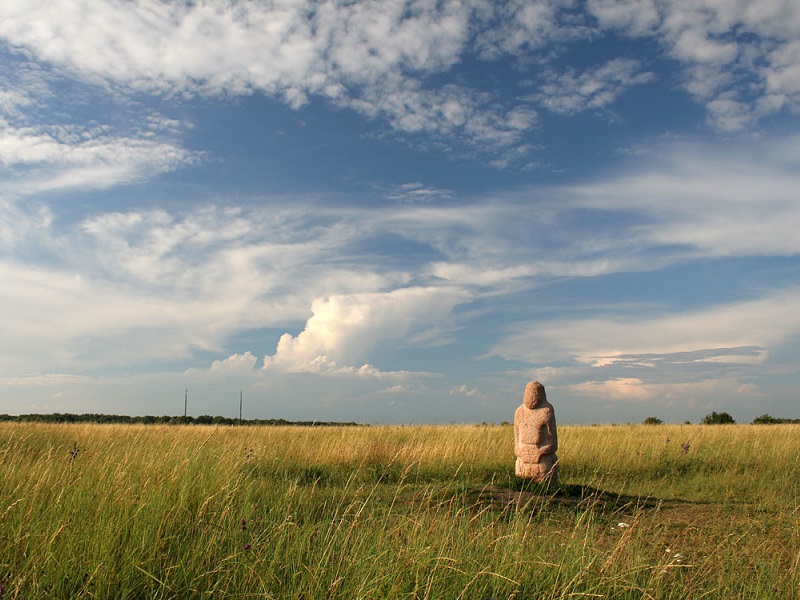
(515, 455), (558, 484)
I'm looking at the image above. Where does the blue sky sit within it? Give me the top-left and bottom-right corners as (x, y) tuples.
(2, 0), (800, 424)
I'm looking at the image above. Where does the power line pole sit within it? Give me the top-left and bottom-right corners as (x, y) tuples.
(184, 388), (188, 418)
(239, 390), (243, 424)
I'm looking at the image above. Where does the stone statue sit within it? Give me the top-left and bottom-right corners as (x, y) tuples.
(514, 381), (558, 483)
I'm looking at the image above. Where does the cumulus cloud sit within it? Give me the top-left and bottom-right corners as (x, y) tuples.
(204, 352), (259, 376)
(263, 286), (470, 376)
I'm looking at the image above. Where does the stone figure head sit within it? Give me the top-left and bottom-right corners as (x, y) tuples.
(523, 381), (547, 409)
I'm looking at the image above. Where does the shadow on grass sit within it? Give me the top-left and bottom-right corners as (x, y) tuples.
(470, 479), (714, 517)
(244, 460), (514, 488)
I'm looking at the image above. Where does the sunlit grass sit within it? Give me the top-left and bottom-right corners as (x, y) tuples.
(0, 422), (798, 598)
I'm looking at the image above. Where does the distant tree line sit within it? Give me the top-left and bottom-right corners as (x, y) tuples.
(0, 413), (363, 427)
(642, 412), (800, 425)
(751, 414), (800, 424)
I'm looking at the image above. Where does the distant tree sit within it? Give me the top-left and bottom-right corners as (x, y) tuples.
(752, 414), (800, 424)
(642, 416), (663, 425)
(700, 411), (736, 425)
(753, 413), (777, 424)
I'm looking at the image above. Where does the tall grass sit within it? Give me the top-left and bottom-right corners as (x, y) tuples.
(0, 422), (798, 598)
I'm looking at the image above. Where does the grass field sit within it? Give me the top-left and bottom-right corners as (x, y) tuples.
(0, 422), (798, 598)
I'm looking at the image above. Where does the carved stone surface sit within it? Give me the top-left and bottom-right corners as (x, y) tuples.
(514, 381), (558, 483)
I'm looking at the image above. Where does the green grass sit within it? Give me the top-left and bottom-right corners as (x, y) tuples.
(0, 422), (798, 598)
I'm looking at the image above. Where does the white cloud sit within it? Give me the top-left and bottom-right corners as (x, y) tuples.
(0, 0), (535, 154)
(263, 286), (470, 375)
(705, 96), (754, 131)
(588, 0), (659, 36)
(533, 58), (655, 115)
(205, 352), (259, 376)
(385, 182), (454, 204)
(569, 377), (653, 401)
(429, 262), (539, 290)
(2, 0), (799, 146)
(0, 199), (52, 249)
(588, 0), (800, 129)
(450, 384), (481, 397)
(0, 88), (32, 117)
(566, 135), (800, 258)
(0, 122), (196, 196)
(475, 0), (589, 58)
(668, 25), (739, 66)
(1, 134), (798, 383)
(495, 288), (800, 367)
(565, 377), (736, 405)
(346, 79), (538, 150)
(0, 373), (92, 387)
(0, 258), (277, 372)
(2, 200), (489, 376)
(0, 204), (404, 374)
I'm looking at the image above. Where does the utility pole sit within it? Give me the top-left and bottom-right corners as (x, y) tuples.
(239, 390), (243, 423)
(184, 388), (188, 418)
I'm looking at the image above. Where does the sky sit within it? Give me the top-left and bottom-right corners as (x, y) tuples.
(1, 0), (800, 425)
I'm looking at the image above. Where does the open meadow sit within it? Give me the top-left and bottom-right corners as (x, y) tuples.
(0, 422), (798, 598)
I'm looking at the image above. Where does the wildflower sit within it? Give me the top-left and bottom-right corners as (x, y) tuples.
(616, 522), (630, 528)
(673, 552), (684, 563)
(243, 543), (252, 551)
(681, 441), (690, 454)
(240, 519), (247, 531)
